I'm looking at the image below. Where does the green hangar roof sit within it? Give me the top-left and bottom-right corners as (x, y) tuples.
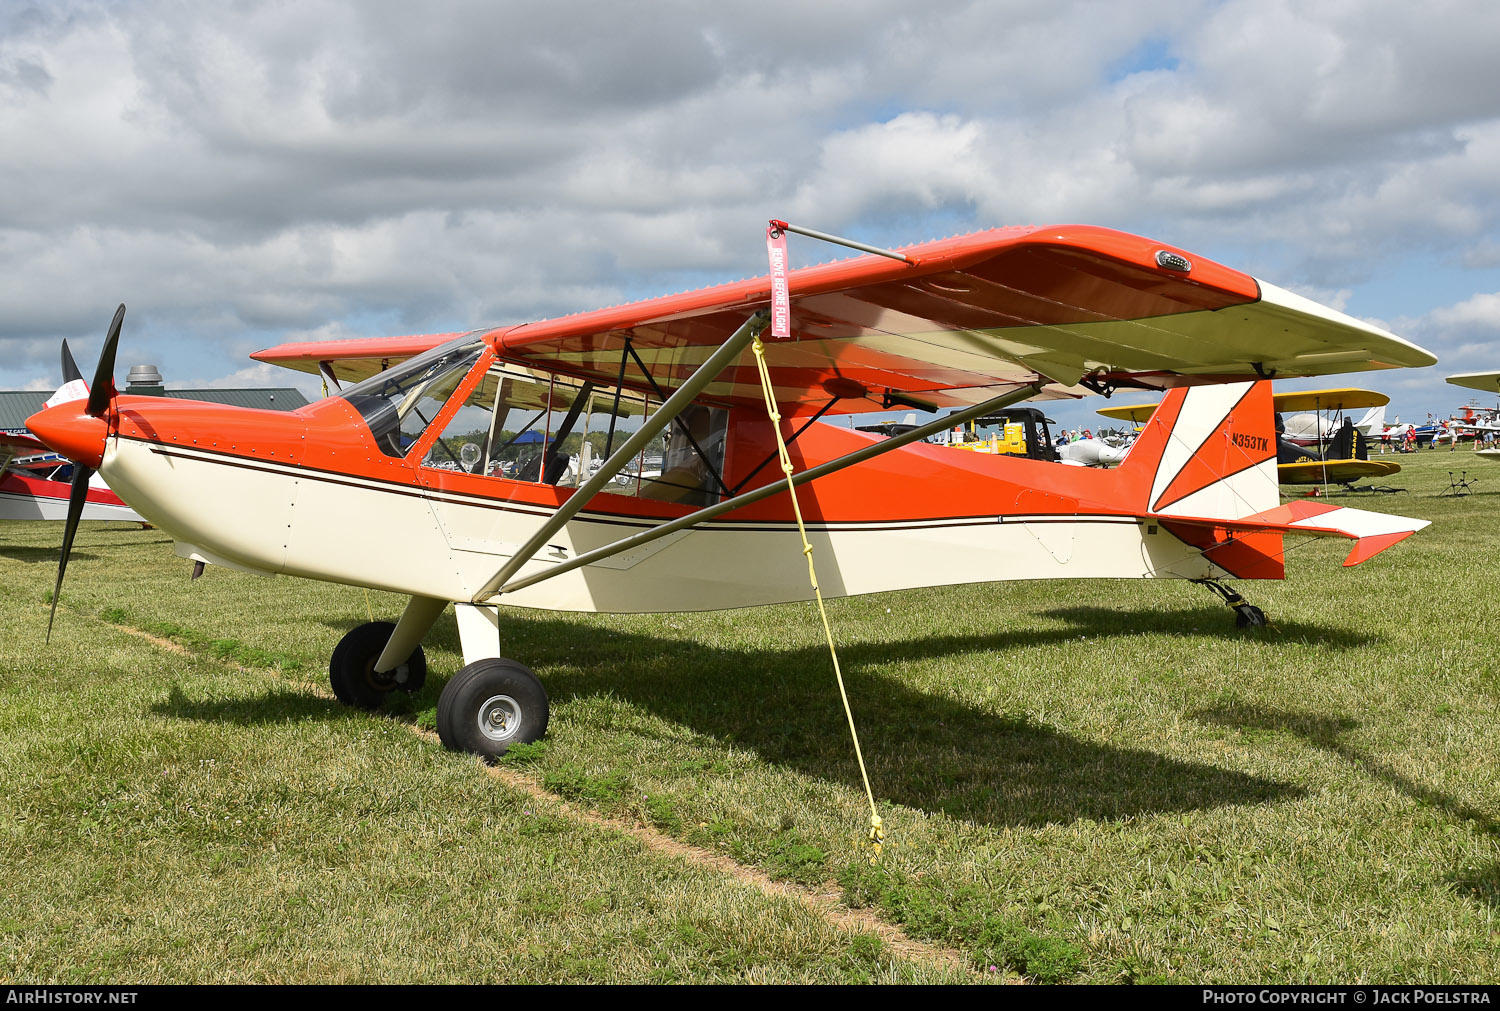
(0, 388), (310, 434)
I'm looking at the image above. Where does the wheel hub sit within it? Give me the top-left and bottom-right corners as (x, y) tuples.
(477, 694), (522, 743)
(362, 656), (403, 692)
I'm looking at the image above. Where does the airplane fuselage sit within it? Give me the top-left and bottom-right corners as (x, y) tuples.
(89, 392), (1230, 613)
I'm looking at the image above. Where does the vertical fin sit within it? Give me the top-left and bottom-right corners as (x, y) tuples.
(1120, 381), (1279, 520)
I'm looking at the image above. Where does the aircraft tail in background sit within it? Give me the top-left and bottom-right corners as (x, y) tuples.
(1354, 404), (1386, 437)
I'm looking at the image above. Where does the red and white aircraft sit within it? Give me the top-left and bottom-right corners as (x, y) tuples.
(1, 433), (142, 523)
(27, 224), (1435, 758)
(1, 344), (144, 524)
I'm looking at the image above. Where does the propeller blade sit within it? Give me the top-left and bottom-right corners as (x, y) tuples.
(85, 304), (125, 418)
(61, 340), (84, 385)
(46, 463), (94, 644)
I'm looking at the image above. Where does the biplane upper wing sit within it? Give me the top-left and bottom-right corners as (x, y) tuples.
(1100, 387), (1391, 423)
(1096, 402), (1160, 424)
(1265, 388), (1389, 413)
(252, 225), (1435, 415)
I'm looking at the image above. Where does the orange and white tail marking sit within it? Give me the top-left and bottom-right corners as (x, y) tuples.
(1136, 381), (1279, 521)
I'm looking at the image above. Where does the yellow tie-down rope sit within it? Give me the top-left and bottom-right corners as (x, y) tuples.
(750, 335), (885, 861)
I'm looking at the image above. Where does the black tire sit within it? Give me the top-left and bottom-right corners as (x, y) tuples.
(1234, 605), (1268, 629)
(436, 658), (549, 759)
(329, 620), (428, 709)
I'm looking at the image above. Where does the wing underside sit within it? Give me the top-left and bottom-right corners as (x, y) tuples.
(252, 225), (1436, 415)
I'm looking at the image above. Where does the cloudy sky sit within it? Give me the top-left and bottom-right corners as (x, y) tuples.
(2, 0), (1497, 430)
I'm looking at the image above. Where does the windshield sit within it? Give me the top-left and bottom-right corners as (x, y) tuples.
(339, 333), (486, 458)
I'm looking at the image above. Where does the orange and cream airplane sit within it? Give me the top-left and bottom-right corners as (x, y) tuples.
(27, 224), (1435, 758)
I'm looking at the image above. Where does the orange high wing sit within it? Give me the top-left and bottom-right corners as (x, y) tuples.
(252, 225), (1435, 418)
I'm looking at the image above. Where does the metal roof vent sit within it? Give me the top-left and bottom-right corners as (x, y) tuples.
(126, 364), (165, 396)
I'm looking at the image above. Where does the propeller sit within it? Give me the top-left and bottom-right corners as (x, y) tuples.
(61, 339), (84, 385)
(86, 304), (125, 418)
(46, 304), (125, 643)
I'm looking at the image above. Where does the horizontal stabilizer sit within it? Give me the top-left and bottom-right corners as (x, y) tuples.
(1163, 499), (1428, 567)
(1245, 500), (1427, 566)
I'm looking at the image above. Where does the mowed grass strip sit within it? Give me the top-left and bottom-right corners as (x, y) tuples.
(6, 445), (1500, 982)
(0, 575), (970, 983)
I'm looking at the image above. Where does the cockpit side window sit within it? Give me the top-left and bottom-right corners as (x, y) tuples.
(421, 363), (566, 480)
(420, 359), (727, 503)
(422, 361), (650, 485)
(636, 404), (728, 506)
(340, 335), (485, 458)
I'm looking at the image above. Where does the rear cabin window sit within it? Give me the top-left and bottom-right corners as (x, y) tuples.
(422, 360), (728, 506)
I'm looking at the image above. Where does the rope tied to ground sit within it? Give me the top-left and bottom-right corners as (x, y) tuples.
(749, 329), (884, 861)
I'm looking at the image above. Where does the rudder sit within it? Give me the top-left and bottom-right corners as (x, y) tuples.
(1122, 380), (1280, 521)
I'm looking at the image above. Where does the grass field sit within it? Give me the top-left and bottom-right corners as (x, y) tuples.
(2, 446), (1497, 983)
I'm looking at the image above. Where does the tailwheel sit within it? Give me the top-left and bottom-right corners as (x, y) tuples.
(1191, 578), (1270, 630)
(436, 658), (549, 760)
(329, 620), (428, 709)
(1233, 604), (1268, 628)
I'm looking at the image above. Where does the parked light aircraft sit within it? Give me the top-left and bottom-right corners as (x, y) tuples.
(1273, 391), (1388, 449)
(1450, 406), (1500, 438)
(869, 407), (1128, 467)
(1, 344), (144, 524)
(28, 224), (1436, 758)
(1448, 372), (1500, 463)
(1, 433), (142, 523)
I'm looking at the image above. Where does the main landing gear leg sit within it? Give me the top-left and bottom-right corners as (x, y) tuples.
(436, 604), (549, 761)
(328, 595), (444, 709)
(1191, 578), (1269, 629)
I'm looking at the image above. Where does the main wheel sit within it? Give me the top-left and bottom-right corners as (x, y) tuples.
(436, 658), (549, 759)
(329, 621), (428, 709)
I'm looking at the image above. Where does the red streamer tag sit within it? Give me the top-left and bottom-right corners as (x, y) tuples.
(766, 223), (790, 339)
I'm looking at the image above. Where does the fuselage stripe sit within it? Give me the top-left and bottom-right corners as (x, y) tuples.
(133, 439), (1148, 537)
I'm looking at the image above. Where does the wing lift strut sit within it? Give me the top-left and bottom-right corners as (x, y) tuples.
(470, 308), (1049, 603)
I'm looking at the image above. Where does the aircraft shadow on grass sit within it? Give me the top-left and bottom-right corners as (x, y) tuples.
(158, 646), (1304, 829)
(0, 532), (172, 566)
(431, 606), (1311, 827)
(163, 603), (1396, 827)
(1449, 862), (1500, 909)
(1191, 703), (1500, 907)
(154, 683), (343, 727)
(0, 545), (99, 564)
(1038, 605), (1378, 649)
(1192, 704), (1500, 835)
